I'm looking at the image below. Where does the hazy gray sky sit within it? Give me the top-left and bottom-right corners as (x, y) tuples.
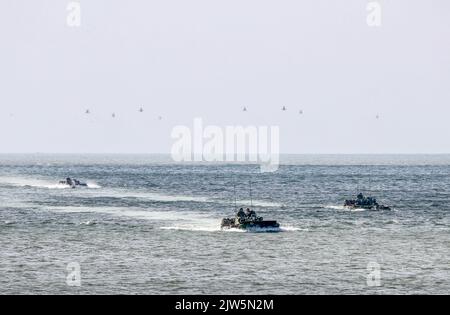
(1, 0), (449, 153)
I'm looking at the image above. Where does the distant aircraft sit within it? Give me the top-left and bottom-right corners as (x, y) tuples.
(376, 114), (380, 119)
(243, 107), (247, 112)
(282, 106), (287, 111)
(112, 113), (116, 118)
(139, 107), (144, 113)
(85, 109), (90, 114)
(299, 110), (303, 115)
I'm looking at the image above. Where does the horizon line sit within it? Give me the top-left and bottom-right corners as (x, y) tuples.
(1, 153), (450, 156)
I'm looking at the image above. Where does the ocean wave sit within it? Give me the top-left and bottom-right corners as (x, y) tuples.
(280, 226), (305, 232)
(116, 192), (210, 203)
(79, 220), (97, 226)
(160, 224), (220, 232)
(85, 182), (102, 189)
(232, 199), (283, 208)
(160, 224), (303, 233)
(34, 203), (293, 233)
(0, 176), (281, 208)
(325, 205), (345, 210)
(160, 225), (282, 233)
(223, 225), (304, 233)
(77, 189), (281, 208)
(42, 205), (215, 224)
(325, 205), (367, 212)
(0, 177), (101, 189)
(227, 226), (282, 233)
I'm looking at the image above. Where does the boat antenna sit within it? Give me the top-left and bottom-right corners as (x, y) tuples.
(233, 178), (237, 212)
(249, 180), (253, 208)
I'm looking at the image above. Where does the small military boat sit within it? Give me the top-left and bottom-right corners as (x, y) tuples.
(221, 208), (280, 230)
(222, 180), (281, 230)
(344, 193), (391, 211)
(59, 178), (88, 189)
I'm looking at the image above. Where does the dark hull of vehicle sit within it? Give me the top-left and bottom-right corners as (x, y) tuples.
(344, 193), (392, 211)
(344, 205), (391, 211)
(60, 183), (88, 189)
(221, 218), (280, 230)
(59, 179), (88, 189)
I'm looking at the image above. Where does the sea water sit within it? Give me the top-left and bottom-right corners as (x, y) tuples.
(0, 154), (449, 294)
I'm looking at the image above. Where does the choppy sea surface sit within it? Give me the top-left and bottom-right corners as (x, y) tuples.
(0, 154), (449, 295)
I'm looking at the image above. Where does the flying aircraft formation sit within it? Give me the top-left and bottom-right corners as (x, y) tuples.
(241, 106), (305, 114)
(78, 106), (384, 121)
(82, 107), (163, 120)
(4, 106), (383, 123)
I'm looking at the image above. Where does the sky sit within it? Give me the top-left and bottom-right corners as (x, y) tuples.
(1, 0), (449, 154)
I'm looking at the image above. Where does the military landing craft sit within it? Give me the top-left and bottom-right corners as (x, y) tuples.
(221, 180), (280, 230)
(344, 193), (391, 211)
(221, 208), (280, 230)
(59, 178), (88, 189)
